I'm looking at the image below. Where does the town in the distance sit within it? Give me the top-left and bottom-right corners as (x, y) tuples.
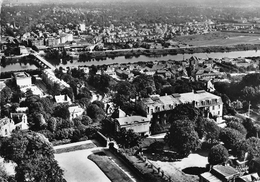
(0, 0), (260, 181)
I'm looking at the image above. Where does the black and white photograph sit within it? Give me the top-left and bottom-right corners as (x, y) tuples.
(0, 0), (260, 181)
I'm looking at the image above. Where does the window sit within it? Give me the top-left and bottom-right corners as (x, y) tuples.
(213, 106), (215, 110)
(218, 111), (220, 115)
(218, 105), (220, 109)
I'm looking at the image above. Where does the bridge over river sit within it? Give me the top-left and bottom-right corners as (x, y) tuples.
(30, 53), (56, 70)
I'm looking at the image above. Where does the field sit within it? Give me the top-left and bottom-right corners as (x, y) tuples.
(54, 141), (111, 182)
(173, 32), (260, 47)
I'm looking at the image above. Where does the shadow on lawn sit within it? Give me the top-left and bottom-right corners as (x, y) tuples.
(182, 167), (207, 175)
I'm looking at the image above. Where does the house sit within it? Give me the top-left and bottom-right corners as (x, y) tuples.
(55, 94), (72, 105)
(0, 81), (6, 91)
(10, 113), (29, 131)
(200, 165), (240, 182)
(142, 90), (223, 123)
(15, 107), (28, 113)
(0, 114), (29, 137)
(13, 72), (32, 88)
(115, 116), (150, 136)
(21, 85), (44, 97)
(68, 105), (84, 121)
(236, 173), (260, 182)
(0, 117), (15, 137)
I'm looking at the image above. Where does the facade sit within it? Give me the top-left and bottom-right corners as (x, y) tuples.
(42, 69), (70, 89)
(142, 90), (223, 123)
(13, 72), (32, 88)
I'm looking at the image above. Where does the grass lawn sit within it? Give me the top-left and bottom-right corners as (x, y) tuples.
(55, 149), (111, 182)
(88, 154), (133, 182)
(173, 32), (260, 47)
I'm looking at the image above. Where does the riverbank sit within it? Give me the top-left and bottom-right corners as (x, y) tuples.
(86, 43), (260, 60)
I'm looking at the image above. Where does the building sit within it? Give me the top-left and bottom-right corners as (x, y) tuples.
(42, 69), (70, 89)
(13, 72), (32, 88)
(0, 114), (28, 137)
(79, 23), (86, 31)
(115, 116), (150, 136)
(236, 173), (260, 182)
(0, 81), (6, 91)
(200, 165), (240, 182)
(68, 105), (84, 121)
(10, 113), (29, 131)
(0, 117), (15, 137)
(142, 90), (223, 123)
(55, 94), (72, 105)
(20, 85), (44, 97)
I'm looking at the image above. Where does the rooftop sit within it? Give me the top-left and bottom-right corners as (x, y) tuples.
(116, 116), (149, 126)
(13, 72), (30, 78)
(212, 165), (240, 178)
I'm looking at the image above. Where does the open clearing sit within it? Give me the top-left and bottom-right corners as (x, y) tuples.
(173, 32), (260, 47)
(54, 141), (111, 182)
(55, 149), (111, 182)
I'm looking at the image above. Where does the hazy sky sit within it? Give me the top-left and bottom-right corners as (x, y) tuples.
(2, 0), (260, 7)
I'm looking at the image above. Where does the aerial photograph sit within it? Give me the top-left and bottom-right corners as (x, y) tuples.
(0, 0), (260, 181)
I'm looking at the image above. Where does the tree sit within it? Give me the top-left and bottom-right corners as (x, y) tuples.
(101, 117), (116, 136)
(247, 137), (260, 159)
(132, 74), (155, 97)
(0, 86), (12, 105)
(208, 144), (229, 165)
(219, 128), (245, 150)
(87, 104), (106, 122)
(53, 104), (70, 120)
(115, 128), (142, 148)
(204, 119), (220, 144)
(168, 103), (201, 124)
(232, 140), (250, 161)
(113, 81), (136, 106)
(0, 131), (65, 181)
(226, 121), (247, 136)
(164, 119), (201, 157)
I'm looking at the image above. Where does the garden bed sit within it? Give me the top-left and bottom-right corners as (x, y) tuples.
(88, 154), (133, 182)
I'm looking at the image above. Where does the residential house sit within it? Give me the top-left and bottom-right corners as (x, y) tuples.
(200, 165), (240, 182)
(68, 105), (84, 121)
(236, 173), (260, 182)
(55, 94), (72, 105)
(115, 116), (150, 136)
(142, 90), (223, 123)
(0, 117), (15, 137)
(0, 81), (6, 91)
(10, 113), (29, 131)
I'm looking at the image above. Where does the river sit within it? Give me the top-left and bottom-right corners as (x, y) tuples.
(1, 50), (260, 72)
